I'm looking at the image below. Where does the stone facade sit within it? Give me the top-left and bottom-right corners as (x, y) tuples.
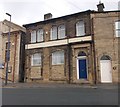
(0, 20), (26, 83)
(0, 22), (3, 67)
(91, 11), (119, 83)
(24, 10), (119, 84)
(24, 10), (95, 84)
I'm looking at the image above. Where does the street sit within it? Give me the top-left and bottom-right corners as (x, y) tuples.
(1, 84), (118, 105)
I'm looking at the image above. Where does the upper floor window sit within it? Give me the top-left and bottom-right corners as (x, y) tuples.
(115, 21), (120, 37)
(50, 26), (57, 40)
(52, 51), (64, 65)
(31, 53), (41, 66)
(58, 25), (65, 39)
(76, 21), (85, 36)
(37, 29), (44, 42)
(31, 30), (36, 43)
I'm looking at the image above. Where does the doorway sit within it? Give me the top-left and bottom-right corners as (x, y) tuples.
(77, 52), (87, 79)
(100, 55), (112, 83)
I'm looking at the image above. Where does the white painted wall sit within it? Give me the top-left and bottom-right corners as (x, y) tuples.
(26, 36), (92, 49)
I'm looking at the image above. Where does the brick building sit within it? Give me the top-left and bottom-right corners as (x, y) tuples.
(23, 4), (119, 84)
(0, 20), (26, 82)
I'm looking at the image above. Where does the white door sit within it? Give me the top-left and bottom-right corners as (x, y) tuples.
(100, 60), (112, 83)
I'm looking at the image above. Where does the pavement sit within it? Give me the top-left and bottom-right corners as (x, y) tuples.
(1, 81), (118, 89)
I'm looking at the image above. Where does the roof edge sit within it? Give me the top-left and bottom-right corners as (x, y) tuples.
(23, 10), (120, 27)
(23, 10), (92, 27)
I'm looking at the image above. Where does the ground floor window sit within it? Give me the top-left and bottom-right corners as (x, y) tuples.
(52, 51), (64, 65)
(31, 53), (41, 66)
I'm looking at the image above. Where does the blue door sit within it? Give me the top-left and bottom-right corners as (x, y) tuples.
(78, 59), (87, 79)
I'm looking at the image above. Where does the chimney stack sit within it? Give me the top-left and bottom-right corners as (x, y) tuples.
(97, 1), (105, 12)
(44, 13), (52, 20)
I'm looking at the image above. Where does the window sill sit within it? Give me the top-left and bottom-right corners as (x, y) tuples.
(76, 35), (85, 37)
(49, 37), (67, 41)
(52, 64), (64, 66)
(30, 77), (43, 80)
(30, 41), (44, 44)
(31, 65), (41, 67)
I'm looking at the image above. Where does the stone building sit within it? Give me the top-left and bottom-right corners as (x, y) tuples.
(24, 10), (94, 84)
(0, 20), (26, 83)
(24, 3), (119, 84)
(91, 11), (119, 83)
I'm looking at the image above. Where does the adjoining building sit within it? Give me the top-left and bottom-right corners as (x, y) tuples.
(23, 3), (119, 84)
(91, 11), (119, 83)
(0, 20), (26, 83)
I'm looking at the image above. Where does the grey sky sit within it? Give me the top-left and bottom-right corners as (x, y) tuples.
(0, 0), (119, 26)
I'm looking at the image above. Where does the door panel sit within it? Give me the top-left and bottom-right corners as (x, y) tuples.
(100, 60), (112, 83)
(79, 59), (87, 79)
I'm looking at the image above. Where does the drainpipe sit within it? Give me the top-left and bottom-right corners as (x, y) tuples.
(67, 36), (71, 84)
(91, 17), (97, 85)
(13, 34), (17, 82)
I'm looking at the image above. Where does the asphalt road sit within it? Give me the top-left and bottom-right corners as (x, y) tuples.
(2, 85), (118, 105)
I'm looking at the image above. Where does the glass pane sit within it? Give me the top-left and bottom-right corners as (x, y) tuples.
(50, 27), (57, 40)
(31, 31), (36, 43)
(52, 51), (64, 65)
(31, 53), (41, 66)
(52, 53), (56, 65)
(5, 50), (10, 62)
(115, 21), (120, 29)
(6, 42), (11, 49)
(116, 30), (120, 37)
(58, 25), (65, 39)
(100, 55), (111, 60)
(76, 21), (85, 36)
(37, 29), (43, 42)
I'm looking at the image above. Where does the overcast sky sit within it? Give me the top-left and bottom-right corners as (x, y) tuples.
(0, 0), (119, 26)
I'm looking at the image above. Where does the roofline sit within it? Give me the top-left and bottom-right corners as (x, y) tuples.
(91, 10), (120, 13)
(23, 10), (92, 27)
(2, 30), (25, 35)
(3, 19), (26, 32)
(23, 10), (120, 27)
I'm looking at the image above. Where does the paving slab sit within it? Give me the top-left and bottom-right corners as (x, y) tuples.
(1, 82), (118, 89)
